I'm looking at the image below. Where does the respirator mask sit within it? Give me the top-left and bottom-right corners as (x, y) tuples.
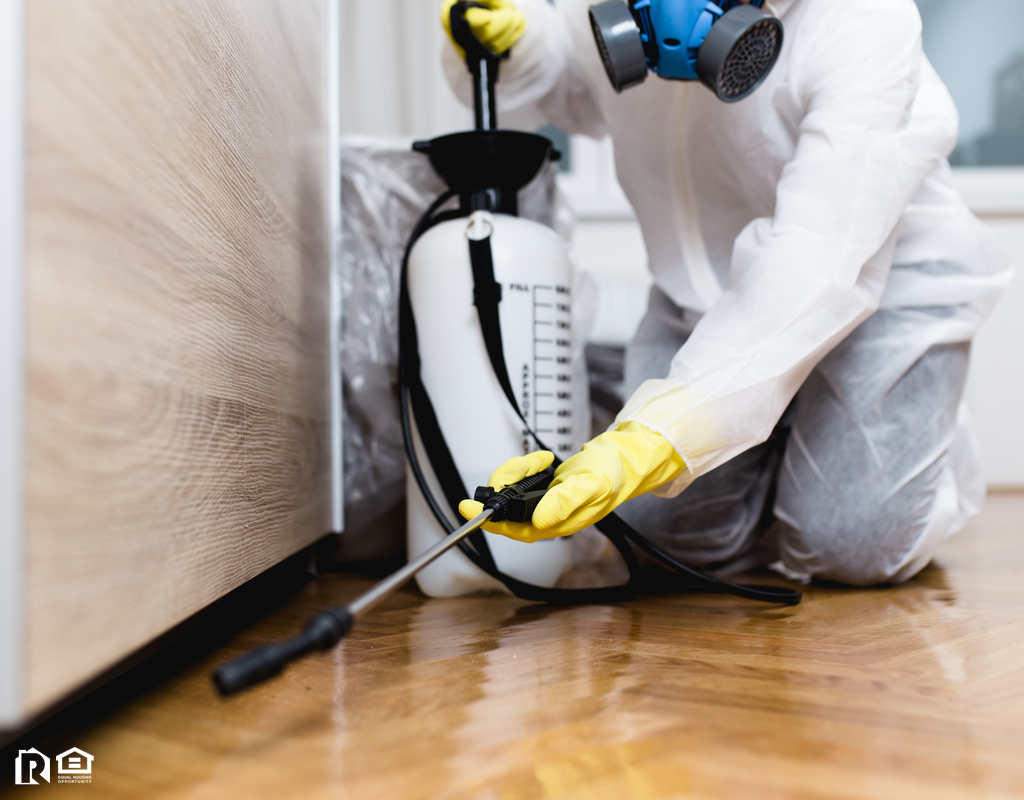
(588, 0), (783, 102)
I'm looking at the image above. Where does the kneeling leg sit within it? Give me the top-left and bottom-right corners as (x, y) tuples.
(774, 309), (975, 586)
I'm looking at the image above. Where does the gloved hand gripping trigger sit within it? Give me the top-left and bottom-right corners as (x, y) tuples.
(474, 465), (555, 523)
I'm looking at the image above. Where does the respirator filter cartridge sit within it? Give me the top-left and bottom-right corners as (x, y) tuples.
(588, 0), (649, 92)
(589, 0), (784, 102)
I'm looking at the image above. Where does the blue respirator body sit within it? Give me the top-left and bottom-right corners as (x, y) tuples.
(589, 0), (783, 102)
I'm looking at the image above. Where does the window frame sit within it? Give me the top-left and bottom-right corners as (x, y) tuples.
(559, 135), (1024, 221)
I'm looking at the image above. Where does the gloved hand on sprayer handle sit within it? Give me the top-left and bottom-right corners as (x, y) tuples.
(441, 0), (527, 58)
(458, 422), (687, 542)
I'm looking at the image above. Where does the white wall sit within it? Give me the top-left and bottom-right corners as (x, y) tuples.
(338, 0), (469, 138)
(965, 215), (1024, 487)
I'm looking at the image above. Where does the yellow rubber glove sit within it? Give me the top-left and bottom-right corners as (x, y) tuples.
(458, 422), (687, 543)
(441, 0), (527, 59)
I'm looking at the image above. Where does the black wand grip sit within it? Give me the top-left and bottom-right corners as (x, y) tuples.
(475, 465), (556, 523)
(213, 607), (352, 696)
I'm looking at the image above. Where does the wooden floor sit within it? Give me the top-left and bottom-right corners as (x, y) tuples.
(4, 495), (1024, 799)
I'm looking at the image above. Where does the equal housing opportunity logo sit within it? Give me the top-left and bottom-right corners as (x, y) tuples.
(14, 747), (94, 785)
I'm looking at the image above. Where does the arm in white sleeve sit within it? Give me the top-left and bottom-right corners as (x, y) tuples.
(442, 0), (607, 137)
(616, 0), (959, 493)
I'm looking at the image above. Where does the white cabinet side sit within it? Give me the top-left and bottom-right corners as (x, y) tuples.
(0, 0), (25, 728)
(327, 0), (344, 533)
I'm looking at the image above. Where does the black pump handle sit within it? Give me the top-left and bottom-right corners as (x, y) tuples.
(449, 1), (504, 131)
(449, 1), (492, 61)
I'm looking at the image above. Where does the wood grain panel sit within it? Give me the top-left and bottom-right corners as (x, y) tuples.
(23, 0), (332, 714)
(5, 496), (1024, 798)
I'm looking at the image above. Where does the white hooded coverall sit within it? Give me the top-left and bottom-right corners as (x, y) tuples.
(444, 0), (1014, 584)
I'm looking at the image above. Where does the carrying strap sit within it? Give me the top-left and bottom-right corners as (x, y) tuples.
(468, 234), (519, 415)
(399, 199), (801, 606)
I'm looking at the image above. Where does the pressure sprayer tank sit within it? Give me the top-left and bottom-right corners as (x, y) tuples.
(406, 210), (577, 597)
(405, 130), (578, 597)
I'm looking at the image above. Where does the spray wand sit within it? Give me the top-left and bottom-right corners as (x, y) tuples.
(212, 467), (555, 696)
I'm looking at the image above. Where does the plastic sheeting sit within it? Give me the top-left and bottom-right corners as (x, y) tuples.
(338, 136), (585, 547)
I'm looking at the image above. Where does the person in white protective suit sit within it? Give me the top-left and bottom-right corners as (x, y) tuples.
(449, 0), (1014, 585)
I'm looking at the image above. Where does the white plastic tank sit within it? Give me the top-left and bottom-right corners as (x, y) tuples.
(406, 210), (577, 597)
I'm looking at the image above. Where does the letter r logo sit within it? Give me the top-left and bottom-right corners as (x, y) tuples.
(14, 748), (51, 784)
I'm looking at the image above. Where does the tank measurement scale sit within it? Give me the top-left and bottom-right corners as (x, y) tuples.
(514, 282), (573, 457)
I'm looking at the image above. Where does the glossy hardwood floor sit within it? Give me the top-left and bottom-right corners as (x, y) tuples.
(4, 495), (1024, 799)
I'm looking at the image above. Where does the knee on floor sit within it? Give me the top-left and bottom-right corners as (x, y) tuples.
(776, 490), (948, 586)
